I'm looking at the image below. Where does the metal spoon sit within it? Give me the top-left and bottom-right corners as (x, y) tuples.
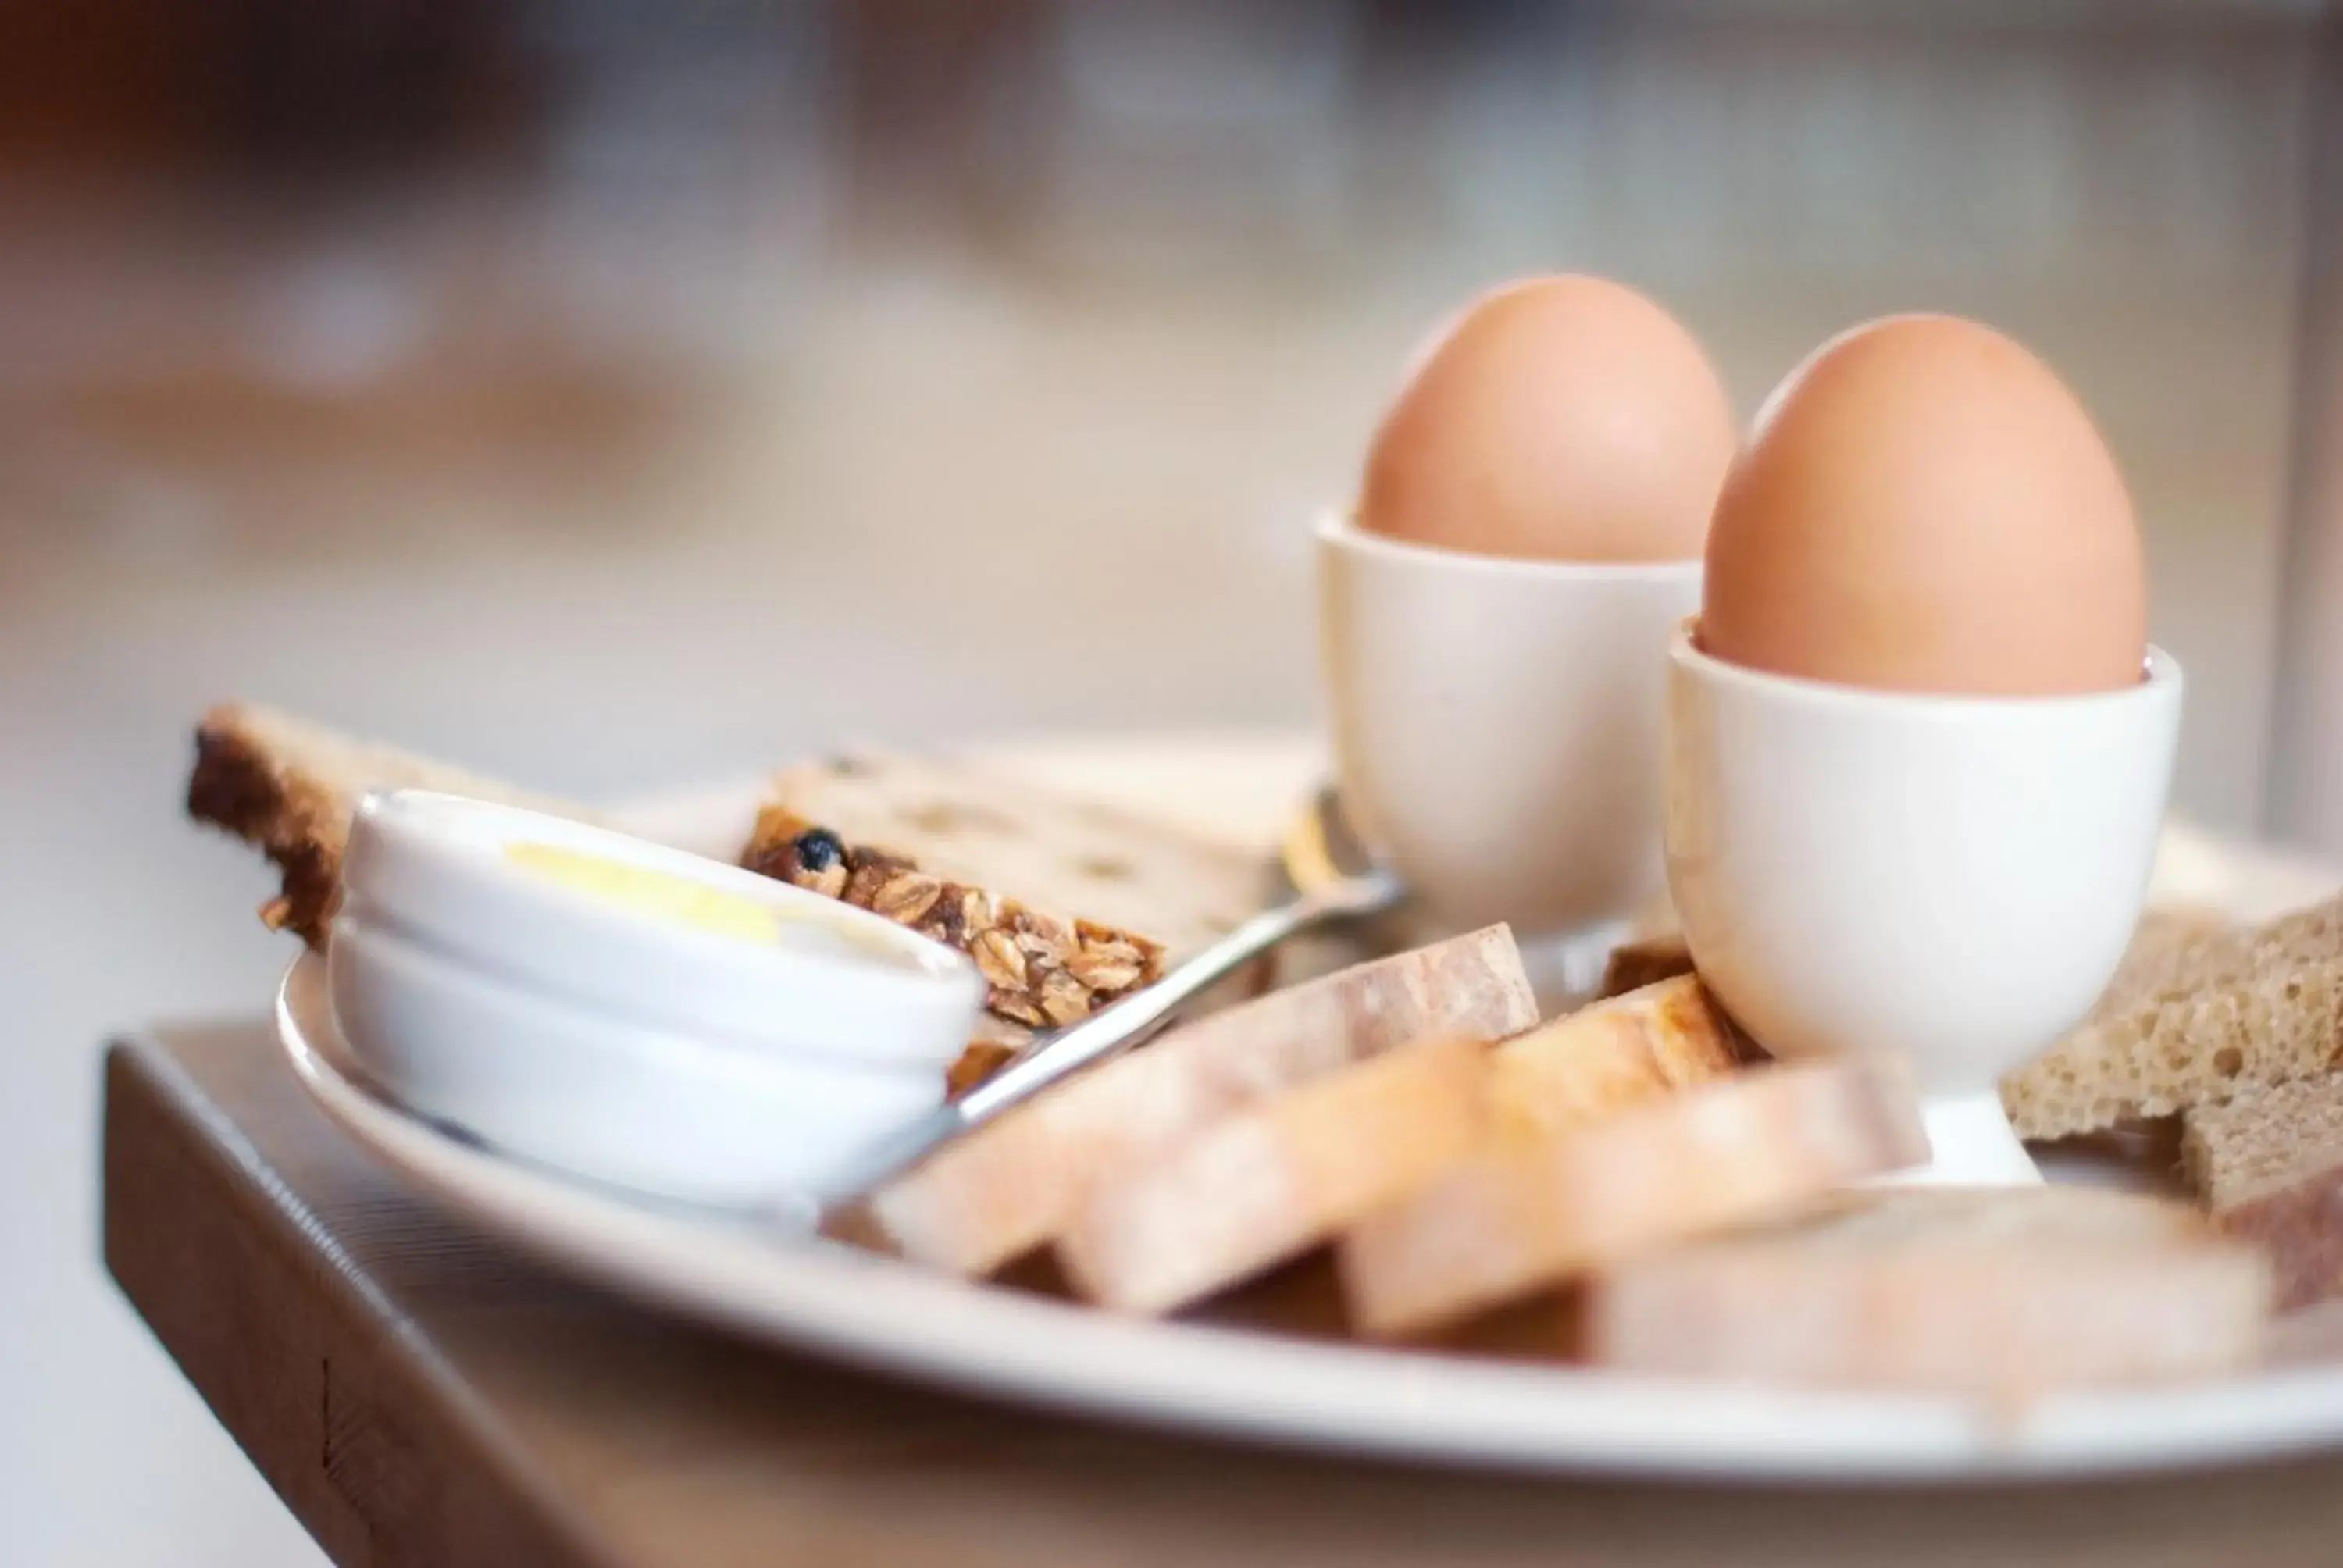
(802, 786), (1406, 1220)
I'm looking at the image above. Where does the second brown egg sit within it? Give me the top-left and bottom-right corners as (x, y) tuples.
(1700, 314), (2147, 697)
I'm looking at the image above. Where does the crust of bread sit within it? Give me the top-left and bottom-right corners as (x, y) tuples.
(1596, 934), (1696, 1001)
(1057, 1032), (1491, 1314)
(187, 712), (343, 947)
(1338, 1056), (1927, 1341)
(865, 926), (1539, 1276)
(1490, 975), (1748, 1139)
(1586, 1187), (2270, 1395)
(186, 702), (596, 949)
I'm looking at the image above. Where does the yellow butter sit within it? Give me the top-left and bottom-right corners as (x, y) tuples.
(505, 842), (782, 946)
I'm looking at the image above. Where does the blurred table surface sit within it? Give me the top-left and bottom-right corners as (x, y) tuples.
(101, 1021), (2343, 1568)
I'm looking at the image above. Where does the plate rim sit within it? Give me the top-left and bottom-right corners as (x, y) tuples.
(278, 952), (2343, 1484)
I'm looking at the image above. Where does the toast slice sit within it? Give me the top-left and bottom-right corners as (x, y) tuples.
(187, 702), (603, 949)
(2182, 1073), (2343, 1310)
(862, 926), (1539, 1275)
(743, 751), (1274, 1032)
(1057, 1032), (1492, 1314)
(1489, 975), (1749, 1139)
(1053, 976), (1748, 1316)
(1339, 1056), (1927, 1340)
(1588, 1186), (2269, 1395)
(2002, 900), (2336, 1141)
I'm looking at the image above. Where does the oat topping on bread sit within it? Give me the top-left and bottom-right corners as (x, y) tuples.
(743, 751), (1274, 1031)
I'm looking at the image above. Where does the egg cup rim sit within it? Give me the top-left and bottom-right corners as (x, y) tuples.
(1315, 508), (1706, 581)
(1669, 621), (2182, 715)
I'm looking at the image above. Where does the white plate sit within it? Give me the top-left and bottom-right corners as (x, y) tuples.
(275, 741), (2343, 1482)
(281, 951), (2343, 1482)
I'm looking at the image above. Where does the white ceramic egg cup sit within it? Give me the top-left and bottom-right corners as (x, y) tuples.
(329, 790), (986, 1207)
(1664, 628), (2183, 1185)
(1318, 511), (1701, 1000)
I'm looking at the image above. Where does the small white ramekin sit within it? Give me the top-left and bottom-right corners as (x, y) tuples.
(328, 789), (985, 1205)
(1664, 626), (2183, 1185)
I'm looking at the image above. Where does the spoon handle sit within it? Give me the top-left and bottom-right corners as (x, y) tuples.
(811, 871), (1400, 1211)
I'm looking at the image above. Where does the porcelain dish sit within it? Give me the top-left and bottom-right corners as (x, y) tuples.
(328, 789), (985, 1205)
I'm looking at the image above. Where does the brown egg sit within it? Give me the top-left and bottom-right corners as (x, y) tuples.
(1702, 315), (2146, 696)
(1359, 276), (1737, 562)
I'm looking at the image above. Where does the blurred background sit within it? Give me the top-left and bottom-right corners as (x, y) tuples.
(5, 0), (2340, 1560)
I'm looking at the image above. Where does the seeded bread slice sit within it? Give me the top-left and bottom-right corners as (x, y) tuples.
(2182, 1074), (2343, 1310)
(1588, 1187), (2269, 1396)
(187, 703), (604, 949)
(744, 752), (1274, 1032)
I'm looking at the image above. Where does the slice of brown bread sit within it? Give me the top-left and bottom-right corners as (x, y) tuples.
(2002, 900), (2338, 1141)
(187, 702), (603, 949)
(1057, 1032), (1493, 1314)
(744, 751), (1275, 1032)
(1587, 1186), (2269, 1396)
(1338, 1055), (1928, 1341)
(863, 926), (1539, 1276)
(2182, 1073), (2343, 1310)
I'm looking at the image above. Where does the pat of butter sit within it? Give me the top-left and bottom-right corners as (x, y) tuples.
(505, 842), (783, 946)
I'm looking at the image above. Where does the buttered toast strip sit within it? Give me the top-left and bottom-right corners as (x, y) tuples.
(2183, 1074), (2343, 1310)
(865, 927), (1539, 1275)
(1588, 1187), (2269, 1395)
(1489, 975), (1746, 1139)
(1058, 1033), (1492, 1314)
(1340, 1057), (1926, 1340)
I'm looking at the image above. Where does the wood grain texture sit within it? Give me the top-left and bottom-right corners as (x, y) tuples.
(101, 1025), (2343, 1568)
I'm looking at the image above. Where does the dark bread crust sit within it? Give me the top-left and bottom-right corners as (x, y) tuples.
(1598, 932), (1696, 1000)
(186, 711), (343, 949)
(185, 702), (595, 950)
